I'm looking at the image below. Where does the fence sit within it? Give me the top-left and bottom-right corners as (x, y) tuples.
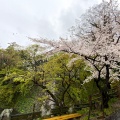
(11, 111), (41, 120)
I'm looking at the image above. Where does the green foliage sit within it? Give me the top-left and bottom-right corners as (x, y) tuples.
(41, 53), (91, 107)
(78, 108), (89, 114)
(0, 44), (47, 113)
(14, 93), (36, 113)
(0, 43), (119, 118)
(0, 69), (33, 107)
(80, 80), (99, 102)
(0, 44), (96, 114)
(0, 45), (32, 107)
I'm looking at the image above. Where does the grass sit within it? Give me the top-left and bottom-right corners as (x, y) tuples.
(77, 98), (120, 120)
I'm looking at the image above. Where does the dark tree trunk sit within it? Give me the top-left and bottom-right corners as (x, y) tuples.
(102, 64), (111, 108)
(102, 91), (109, 108)
(94, 70), (110, 108)
(105, 64), (111, 89)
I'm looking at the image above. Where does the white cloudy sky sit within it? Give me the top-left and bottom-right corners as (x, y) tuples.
(0, 0), (116, 48)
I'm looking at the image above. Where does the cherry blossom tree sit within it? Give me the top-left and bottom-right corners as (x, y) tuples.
(30, 0), (120, 108)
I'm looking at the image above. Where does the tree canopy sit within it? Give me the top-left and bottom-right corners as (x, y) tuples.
(30, 0), (120, 108)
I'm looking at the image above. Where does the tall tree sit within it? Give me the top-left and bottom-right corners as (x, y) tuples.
(0, 43), (25, 107)
(0, 44), (43, 108)
(32, 53), (90, 111)
(31, 0), (120, 108)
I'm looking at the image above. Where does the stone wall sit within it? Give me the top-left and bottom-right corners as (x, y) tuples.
(105, 109), (120, 120)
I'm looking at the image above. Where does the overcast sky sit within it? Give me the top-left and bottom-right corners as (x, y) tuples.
(0, 0), (116, 48)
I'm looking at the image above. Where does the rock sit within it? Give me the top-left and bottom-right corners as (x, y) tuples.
(0, 109), (13, 120)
